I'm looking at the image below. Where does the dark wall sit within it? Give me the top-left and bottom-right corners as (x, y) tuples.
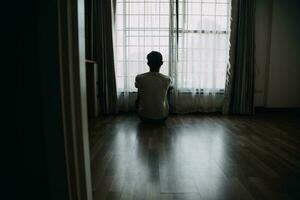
(6, 0), (68, 199)
(254, 0), (300, 107)
(267, 0), (300, 107)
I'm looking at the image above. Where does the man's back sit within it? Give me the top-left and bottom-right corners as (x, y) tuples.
(135, 72), (171, 119)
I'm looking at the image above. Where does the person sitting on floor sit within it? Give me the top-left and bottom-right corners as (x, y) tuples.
(135, 51), (172, 123)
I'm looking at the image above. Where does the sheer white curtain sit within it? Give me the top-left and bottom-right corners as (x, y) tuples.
(115, 0), (231, 112)
(115, 0), (170, 111)
(173, 0), (231, 113)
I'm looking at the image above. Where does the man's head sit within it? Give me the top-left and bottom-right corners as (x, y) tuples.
(147, 51), (163, 71)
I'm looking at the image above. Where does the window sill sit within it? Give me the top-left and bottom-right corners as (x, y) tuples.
(117, 89), (225, 95)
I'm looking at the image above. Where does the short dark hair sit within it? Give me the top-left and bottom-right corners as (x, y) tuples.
(147, 51), (163, 69)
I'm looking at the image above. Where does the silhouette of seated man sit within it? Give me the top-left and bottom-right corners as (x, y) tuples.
(135, 51), (172, 123)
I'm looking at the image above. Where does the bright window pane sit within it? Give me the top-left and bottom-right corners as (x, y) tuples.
(177, 0), (231, 90)
(115, 0), (170, 92)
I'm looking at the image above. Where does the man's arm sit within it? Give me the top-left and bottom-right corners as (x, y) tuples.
(168, 77), (173, 91)
(167, 78), (173, 112)
(135, 76), (139, 109)
(135, 75), (139, 89)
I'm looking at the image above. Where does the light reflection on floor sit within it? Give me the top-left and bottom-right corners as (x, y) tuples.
(107, 118), (229, 197)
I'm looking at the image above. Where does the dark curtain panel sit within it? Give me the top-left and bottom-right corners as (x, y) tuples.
(223, 0), (255, 114)
(85, 0), (93, 60)
(92, 0), (118, 114)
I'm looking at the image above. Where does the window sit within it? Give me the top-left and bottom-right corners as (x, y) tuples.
(115, 0), (170, 92)
(115, 0), (231, 92)
(176, 0), (231, 91)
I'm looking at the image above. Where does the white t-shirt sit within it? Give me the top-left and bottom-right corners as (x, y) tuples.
(135, 72), (171, 119)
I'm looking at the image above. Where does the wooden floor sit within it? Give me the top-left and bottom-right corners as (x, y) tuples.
(89, 113), (300, 200)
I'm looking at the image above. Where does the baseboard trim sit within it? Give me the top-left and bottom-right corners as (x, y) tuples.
(255, 107), (300, 114)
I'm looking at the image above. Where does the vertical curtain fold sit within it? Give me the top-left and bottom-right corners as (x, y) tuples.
(93, 0), (118, 114)
(223, 0), (255, 115)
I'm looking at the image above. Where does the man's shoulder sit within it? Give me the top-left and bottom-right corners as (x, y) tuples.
(158, 73), (171, 80)
(136, 72), (149, 79)
(136, 72), (170, 82)
(156, 73), (171, 84)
